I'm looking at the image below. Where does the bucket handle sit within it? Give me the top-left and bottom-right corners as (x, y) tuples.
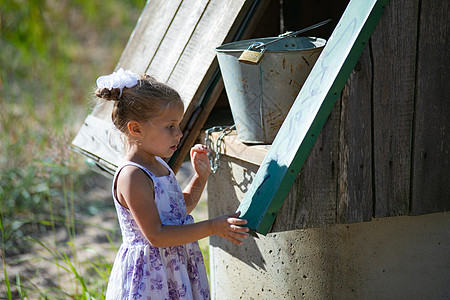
(252, 18), (331, 50)
(247, 42), (266, 53)
(237, 19), (331, 65)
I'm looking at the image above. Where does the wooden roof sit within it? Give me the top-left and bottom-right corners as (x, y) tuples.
(71, 0), (270, 174)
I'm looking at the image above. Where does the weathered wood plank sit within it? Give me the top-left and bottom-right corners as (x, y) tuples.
(371, 0), (418, 217)
(208, 130), (270, 167)
(237, 0), (389, 234)
(221, 132), (270, 167)
(71, 115), (124, 172)
(411, 0), (450, 214)
(269, 0), (346, 230)
(166, 0), (249, 123)
(116, 0), (183, 74)
(272, 97), (340, 231)
(337, 46), (373, 223)
(146, 0), (210, 84)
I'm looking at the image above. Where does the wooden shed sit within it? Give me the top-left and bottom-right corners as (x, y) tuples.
(72, 0), (450, 298)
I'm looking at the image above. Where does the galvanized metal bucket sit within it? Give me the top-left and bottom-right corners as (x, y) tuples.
(216, 36), (326, 144)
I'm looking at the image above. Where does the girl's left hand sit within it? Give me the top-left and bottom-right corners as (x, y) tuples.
(190, 144), (211, 179)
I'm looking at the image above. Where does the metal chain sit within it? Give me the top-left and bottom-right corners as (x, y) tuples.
(204, 125), (236, 173)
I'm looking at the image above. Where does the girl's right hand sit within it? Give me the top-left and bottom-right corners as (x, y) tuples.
(211, 212), (249, 245)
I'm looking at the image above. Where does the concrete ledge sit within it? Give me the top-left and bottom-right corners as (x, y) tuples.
(209, 211), (450, 299)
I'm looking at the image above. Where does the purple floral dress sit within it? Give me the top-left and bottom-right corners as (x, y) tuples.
(105, 158), (210, 300)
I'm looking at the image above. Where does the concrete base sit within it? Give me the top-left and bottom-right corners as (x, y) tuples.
(209, 212), (450, 299)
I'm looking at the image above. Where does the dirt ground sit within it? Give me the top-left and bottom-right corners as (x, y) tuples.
(2, 160), (208, 298)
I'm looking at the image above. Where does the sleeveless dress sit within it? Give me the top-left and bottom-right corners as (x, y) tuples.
(105, 158), (210, 300)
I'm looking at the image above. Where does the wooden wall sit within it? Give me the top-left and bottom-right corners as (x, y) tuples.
(265, 0), (449, 230)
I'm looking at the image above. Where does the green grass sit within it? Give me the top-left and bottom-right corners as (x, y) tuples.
(0, 0), (145, 298)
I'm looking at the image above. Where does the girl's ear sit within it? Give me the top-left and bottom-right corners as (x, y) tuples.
(127, 121), (142, 138)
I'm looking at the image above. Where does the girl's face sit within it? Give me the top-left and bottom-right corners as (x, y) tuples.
(139, 102), (184, 158)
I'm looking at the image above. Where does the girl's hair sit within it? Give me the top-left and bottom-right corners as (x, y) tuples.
(95, 74), (183, 135)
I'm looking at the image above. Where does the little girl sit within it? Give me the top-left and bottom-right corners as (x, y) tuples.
(95, 69), (249, 299)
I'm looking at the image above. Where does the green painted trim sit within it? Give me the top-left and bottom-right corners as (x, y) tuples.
(237, 0), (390, 235)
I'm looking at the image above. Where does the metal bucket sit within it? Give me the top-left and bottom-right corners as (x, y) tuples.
(216, 36), (326, 144)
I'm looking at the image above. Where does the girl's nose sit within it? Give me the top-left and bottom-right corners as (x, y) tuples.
(176, 127), (183, 139)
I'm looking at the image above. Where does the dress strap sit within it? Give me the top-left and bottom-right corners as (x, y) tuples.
(119, 161), (155, 176)
(155, 156), (174, 175)
(114, 161), (156, 184)
(112, 161), (156, 205)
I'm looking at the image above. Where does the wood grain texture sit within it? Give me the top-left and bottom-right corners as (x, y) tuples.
(219, 131), (270, 167)
(237, 0), (389, 234)
(146, 0), (210, 83)
(166, 0), (247, 124)
(272, 97), (340, 231)
(337, 46), (373, 223)
(411, 0), (450, 214)
(116, 0), (183, 74)
(71, 115), (124, 174)
(370, 0), (418, 217)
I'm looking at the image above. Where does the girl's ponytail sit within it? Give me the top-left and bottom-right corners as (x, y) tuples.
(95, 87), (122, 101)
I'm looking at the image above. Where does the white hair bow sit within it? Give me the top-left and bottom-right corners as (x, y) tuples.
(96, 68), (139, 98)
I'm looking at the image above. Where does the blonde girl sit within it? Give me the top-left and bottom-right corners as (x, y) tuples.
(95, 69), (249, 299)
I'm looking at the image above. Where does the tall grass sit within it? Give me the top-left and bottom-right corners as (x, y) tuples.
(0, 0), (145, 298)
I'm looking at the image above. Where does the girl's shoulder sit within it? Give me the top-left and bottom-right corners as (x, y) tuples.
(114, 162), (155, 209)
(117, 158), (172, 178)
(114, 162), (155, 191)
(119, 159), (160, 175)
(119, 162), (150, 176)
(117, 163), (154, 187)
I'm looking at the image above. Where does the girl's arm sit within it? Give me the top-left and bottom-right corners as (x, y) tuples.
(117, 165), (248, 247)
(183, 144), (211, 214)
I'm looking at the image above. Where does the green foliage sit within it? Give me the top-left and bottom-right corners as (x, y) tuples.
(0, 0), (146, 298)
(0, 162), (63, 255)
